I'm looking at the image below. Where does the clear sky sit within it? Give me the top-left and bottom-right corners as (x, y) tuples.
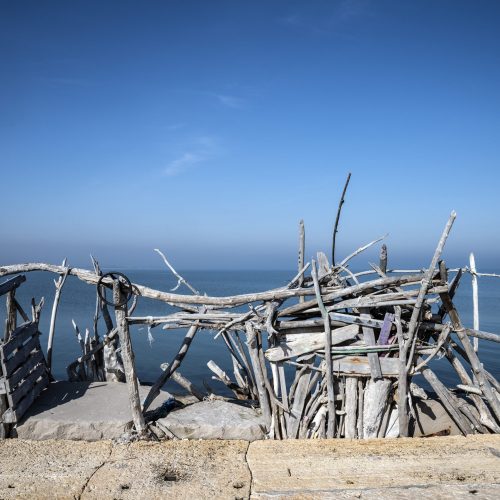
(1, 1), (499, 270)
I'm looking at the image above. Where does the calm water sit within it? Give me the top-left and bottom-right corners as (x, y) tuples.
(2, 269), (499, 394)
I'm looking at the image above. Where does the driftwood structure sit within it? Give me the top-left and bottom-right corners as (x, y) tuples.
(1, 190), (500, 439)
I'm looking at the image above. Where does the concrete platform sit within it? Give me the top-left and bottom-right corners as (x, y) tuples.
(0, 435), (498, 499)
(13, 381), (172, 441)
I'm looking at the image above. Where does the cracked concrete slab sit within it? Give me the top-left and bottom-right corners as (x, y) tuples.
(14, 382), (173, 441)
(1, 436), (499, 499)
(0, 439), (111, 499)
(81, 440), (251, 499)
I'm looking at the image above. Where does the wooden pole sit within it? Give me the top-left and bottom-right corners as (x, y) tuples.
(311, 260), (336, 438)
(331, 172), (351, 266)
(4, 290), (17, 342)
(469, 253), (479, 352)
(379, 244), (388, 275)
(47, 263), (69, 371)
(246, 322), (271, 431)
(298, 220), (305, 303)
(113, 280), (146, 434)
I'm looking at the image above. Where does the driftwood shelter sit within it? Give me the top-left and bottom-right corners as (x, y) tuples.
(1, 184), (500, 440)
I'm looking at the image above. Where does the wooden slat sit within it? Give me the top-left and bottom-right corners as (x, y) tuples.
(1, 322), (38, 358)
(1, 375), (49, 423)
(0, 275), (26, 297)
(1, 335), (40, 377)
(332, 356), (400, 377)
(265, 325), (359, 362)
(7, 349), (45, 389)
(8, 363), (47, 408)
(360, 311), (383, 380)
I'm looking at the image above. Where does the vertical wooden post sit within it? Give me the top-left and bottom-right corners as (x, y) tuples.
(379, 244), (388, 275)
(4, 290), (17, 342)
(298, 220), (305, 303)
(469, 253), (479, 352)
(113, 280), (146, 434)
(0, 365), (8, 438)
(245, 322), (271, 431)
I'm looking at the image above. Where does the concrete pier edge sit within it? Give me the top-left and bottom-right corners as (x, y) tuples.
(0, 434), (499, 499)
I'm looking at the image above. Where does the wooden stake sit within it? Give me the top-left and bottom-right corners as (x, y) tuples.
(46, 262), (69, 371)
(469, 253), (479, 352)
(113, 280), (146, 434)
(331, 172), (351, 266)
(311, 260), (336, 438)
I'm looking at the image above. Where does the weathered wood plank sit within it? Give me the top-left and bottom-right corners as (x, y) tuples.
(265, 324), (359, 362)
(1, 375), (49, 423)
(287, 357), (314, 438)
(332, 356), (400, 377)
(113, 280), (146, 434)
(0, 275), (26, 297)
(362, 378), (392, 438)
(2, 335), (40, 377)
(345, 377), (358, 438)
(360, 311), (383, 380)
(7, 349), (45, 389)
(1, 322), (38, 358)
(8, 363), (48, 408)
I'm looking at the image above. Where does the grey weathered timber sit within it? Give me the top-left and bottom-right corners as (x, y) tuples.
(2, 335), (40, 376)
(143, 315), (204, 412)
(332, 356), (400, 377)
(160, 362), (206, 400)
(420, 364), (473, 436)
(2, 376), (49, 424)
(312, 260), (335, 438)
(0, 275), (26, 296)
(246, 322), (271, 431)
(112, 280), (146, 434)
(331, 172), (351, 265)
(46, 264), (69, 372)
(8, 350), (45, 389)
(1, 322), (38, 358)
(298, 219), (305, 303)
(265, 325), (359, 362)
(465, 328), (500, 343)
(469, 253), (479, 352)
(360, 310), (383, 380)
(440, 291), (500, 422)
(379, 244), (388, 274)
(345, 376), (358, 438)
(363, 378), (392, 439)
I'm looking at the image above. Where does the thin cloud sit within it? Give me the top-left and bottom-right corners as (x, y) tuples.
(216, 94), (245, 109)
(164, 152), (203, 176)
(164, 136), (219, 177)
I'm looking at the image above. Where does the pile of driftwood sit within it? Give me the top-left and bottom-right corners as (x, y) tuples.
(1, 208), (500, 439)
(126, 213), (500, 439)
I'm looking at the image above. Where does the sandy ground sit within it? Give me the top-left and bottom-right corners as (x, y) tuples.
(0, 435), (499, 499)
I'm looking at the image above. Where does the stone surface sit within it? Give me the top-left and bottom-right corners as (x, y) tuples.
(156, 399), (266, 440)
(83, 440), (250, 499)
(247, 434), (500, 498)
(0, 439), (111, 499)
(0, 436), (499, 499)
(14, 381), (172, 441)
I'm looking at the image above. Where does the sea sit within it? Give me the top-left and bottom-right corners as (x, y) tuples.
(2, 269), (499, 395)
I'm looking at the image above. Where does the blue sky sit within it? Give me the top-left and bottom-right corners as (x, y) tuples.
(1, 0), (499, 270)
